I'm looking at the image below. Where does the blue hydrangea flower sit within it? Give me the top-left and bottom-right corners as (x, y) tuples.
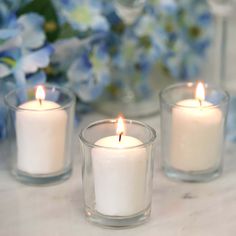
(133, 14), (164, 61)
(53, 0), (109, 34)
(67, 43), (110, 102)
(52, 0), (213, 100)
(111, 12), (161, 76)
(158, 0), (177, 14)
(0, 11), (52, 140)
(0, 13), (52, 86)
(17, 13), (46, 50)
(21, 45), (53, 74)
(147, 0), (213, 80)
(51, 37), (89, 73)
(0, 0), (214, 139)
(0, 1), (26, 27)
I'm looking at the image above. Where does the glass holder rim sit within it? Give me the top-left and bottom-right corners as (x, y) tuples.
(159, 82), (230, 109)
(79, 118), (157, 150)
(4, 83), (76, 112)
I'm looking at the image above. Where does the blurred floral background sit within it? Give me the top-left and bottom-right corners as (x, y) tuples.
(0, 0), (213, 139)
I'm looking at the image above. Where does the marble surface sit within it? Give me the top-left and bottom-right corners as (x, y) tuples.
(1, 112), (236, 236)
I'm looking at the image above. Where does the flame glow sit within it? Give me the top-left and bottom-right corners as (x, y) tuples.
(116, 116), (125, 136)
(195, 82), (205, 102)
(35, 85), (46, 101)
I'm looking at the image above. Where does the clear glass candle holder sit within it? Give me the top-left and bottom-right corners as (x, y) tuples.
(79, 119), (157, 228)
(5, 85), (75, 185)
(160, 82), (229, 182)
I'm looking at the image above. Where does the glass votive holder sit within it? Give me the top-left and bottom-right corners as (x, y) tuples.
(5, 85), (75, 185)
(160, 82), (229, 182)
(79, 118), (157, 228)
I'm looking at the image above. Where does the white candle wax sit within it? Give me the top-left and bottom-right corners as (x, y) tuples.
(16, 100), (67, 174)
(92, 135), (147, 216)
(171, 99), (223, 171)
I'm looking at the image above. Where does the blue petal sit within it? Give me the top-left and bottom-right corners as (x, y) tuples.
(0, 63), (11, 77)
(17, 13), (46, 49)
(67, 56), (92, 83)
(21, 45), (53, 73)
(26, 71), (47, 86)
(0, 107), (7, 140)
(13, 68), (26, 88)
(0, 29), (19, 40)
(72, 75), (106, 102)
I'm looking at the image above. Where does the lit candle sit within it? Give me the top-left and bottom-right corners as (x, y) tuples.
(92, 116), (147, 216)
(171, 82), (224, 171)
(16, 85), (67, 174)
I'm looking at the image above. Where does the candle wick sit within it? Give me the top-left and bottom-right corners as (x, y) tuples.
(198, 99), (202, 106)
(39, 99), (42, 105)
(119, 132), (123, 142)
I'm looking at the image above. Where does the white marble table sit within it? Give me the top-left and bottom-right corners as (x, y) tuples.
(0, 112), (236, 236)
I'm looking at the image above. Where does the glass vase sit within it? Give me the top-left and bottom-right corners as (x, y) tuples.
(94, 65), (174, 118)
(212, 1), (236, 141)
(92, 0), (226, 118)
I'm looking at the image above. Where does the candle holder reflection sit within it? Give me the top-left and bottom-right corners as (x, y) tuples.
(79, 118), (156, 228)
(5, 85), (75, 185)
(160, 82), (229, 182)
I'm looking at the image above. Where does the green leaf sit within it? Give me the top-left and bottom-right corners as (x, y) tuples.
(59, 23), (77, 39)
(17, 0), (60, 42)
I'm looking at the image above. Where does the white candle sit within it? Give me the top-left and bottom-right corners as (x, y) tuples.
(16, 86), (67, 174)
(92, 117), (147, 216)
(171, 82), (224, 171)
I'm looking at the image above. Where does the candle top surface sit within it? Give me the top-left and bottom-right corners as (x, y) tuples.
(177, 99), (213, 108)
(95, 135), (143, 149)
(19, 100), (60, 111)
(174, 99), (222, 123)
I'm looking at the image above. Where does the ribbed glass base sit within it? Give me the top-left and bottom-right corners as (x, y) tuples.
(163, 166), (222, 182)
(85, 205), (151, 229)
(12, 167), (72, 186)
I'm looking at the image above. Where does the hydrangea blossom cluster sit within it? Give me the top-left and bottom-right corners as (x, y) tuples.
(0, 0), (52, 139)
(52, 0), (212, 101)
(0, 0), (212, 101)
(0, 0), (212, 138)
(0, 13), (52, 87)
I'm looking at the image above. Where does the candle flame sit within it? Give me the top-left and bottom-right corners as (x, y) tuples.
(116, 116), (125, 141)
(195, 81), (205, 102)
(35, 85), (45, 103)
